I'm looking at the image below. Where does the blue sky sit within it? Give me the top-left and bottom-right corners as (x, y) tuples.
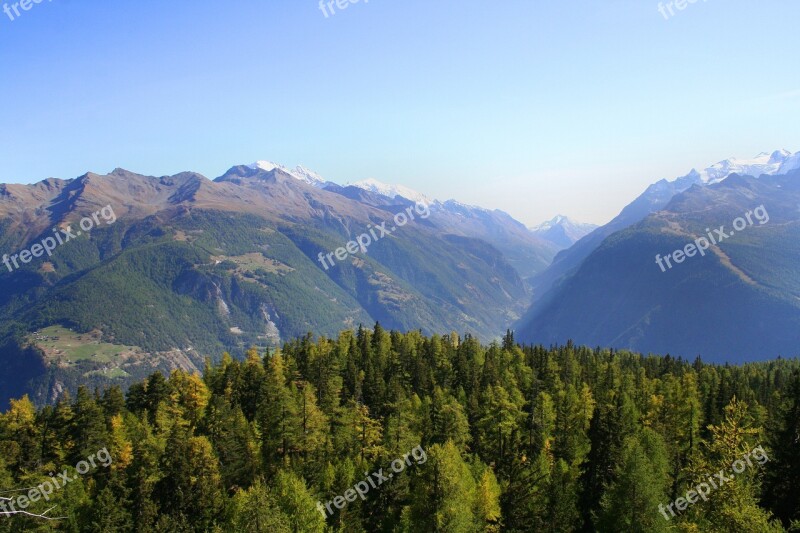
(1, 0), (799, 225)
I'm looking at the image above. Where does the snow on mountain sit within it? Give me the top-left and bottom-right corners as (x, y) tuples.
(529, 215), (598, 249)
(249, 160), (284, 173)
(291, 165), (328, 187)
(351, 178), (430, 203)
(248, 161), (328, 188)
(530, 215), (597, 233)
(246, 161), (433, 202)
(676, 150), (797, 186)
(529, 215), (568, 232)
(440, 199), (488, 212)
(779, 151), (800, 174)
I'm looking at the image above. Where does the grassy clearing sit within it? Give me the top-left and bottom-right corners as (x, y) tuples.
(29, 325), (142, 364)
(213, 252), (294, 275)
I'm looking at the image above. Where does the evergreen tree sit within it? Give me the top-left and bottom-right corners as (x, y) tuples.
(764, 371), (800, 527)
(272, 470), (326, 533)
(407, 441), (478, 533)
(229, 478), (291, 532)
(87, 484), (133, 533)
(257, 350), (300, 468)
(597, 428), (671, 532)
(155, 428), (225, 530)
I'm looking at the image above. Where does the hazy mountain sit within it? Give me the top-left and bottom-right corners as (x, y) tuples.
(529, 215), (598, 250)
(517, 169), (800, 363)
(428, 200), (560, 279)
(0, 164), (554, 407)
(347, 178), (430, 203)
(530, 150), (799, 296)
(324, 181), (560, 280)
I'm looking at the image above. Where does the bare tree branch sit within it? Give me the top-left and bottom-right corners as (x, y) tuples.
(1, 495), (66, 520)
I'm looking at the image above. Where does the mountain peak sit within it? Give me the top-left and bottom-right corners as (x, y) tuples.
(769, 149), (792, 163)
(530, 214), (586, 231)
(672, 150), (797, 186)
(249, 160), (283, 173)
(246, 161), (329, 188)
(529, 215), (598, 250)
(350, 178), (430, 203)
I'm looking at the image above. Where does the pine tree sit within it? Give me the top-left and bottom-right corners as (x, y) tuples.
(597, 428), (671, 532)
(87, 484), (133, 533)
(764, 371), (800, 527)
(426, 387), (471, 451)
(296, 382), (329, 461)
(0, 395), (40, 472)
(257, 351), (300, 468)
(407, 441), (478, 533)
(237, 347), (266, 421)
(229, 479), (291, 532)
(474, 465), (502, 532)
(206, 400), (260, 490)
(272, 470), (326, 533)
(169, 369), (210, 428)
(684, 397), (782, 532)
(155, 428), (225, 530)
(475, 384), (524, 464)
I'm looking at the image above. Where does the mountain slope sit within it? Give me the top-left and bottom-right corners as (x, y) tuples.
(323, 184), (559, 280)
(517, 170), (800, 362)
(530, 150), (799, 296)
(0, 165), (544, 406)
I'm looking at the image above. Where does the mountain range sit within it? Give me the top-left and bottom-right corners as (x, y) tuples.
(0, 163), (556, 407)
(517, 150), (800, 362)
(1, 150), (799, 407)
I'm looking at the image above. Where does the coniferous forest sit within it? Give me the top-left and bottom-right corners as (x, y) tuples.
(1, 325), (799, 532)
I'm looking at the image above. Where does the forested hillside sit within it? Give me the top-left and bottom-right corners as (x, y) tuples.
(518, 170), (800, 362)
(0, 167), (552, 408)
(1, 325), (798, 532)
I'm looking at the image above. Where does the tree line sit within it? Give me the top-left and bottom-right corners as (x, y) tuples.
(1, 325), (799, 532)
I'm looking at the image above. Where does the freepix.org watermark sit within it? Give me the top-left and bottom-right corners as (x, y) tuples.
(3, 0), (53, 23)
(658, 444), (769, 520)
(2, 205), (117, 274)
(316, 445), (427, 518)
(317, 201), (430, 270)
(318, 0), (368, 18)
(657, 0), (709, 21)
(655, 205), (768, 273)
(0, 447), (112, 518)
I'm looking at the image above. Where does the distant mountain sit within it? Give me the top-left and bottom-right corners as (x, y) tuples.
(530, 150), (799, 296)
(348, 178), (430, 204)
(529, 215), (598, 250)
(517, 168), (800, 363)
(248, 161), (330, 188)
(0, 163), (555, 407)
(679, 149), (796, 184)
(323, 182), (559, 280)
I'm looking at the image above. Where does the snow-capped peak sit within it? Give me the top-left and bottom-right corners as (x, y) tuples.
(769, 149), (792, 164)
(778, 151), (800, 175)
(290, 165), (327, 187)
(250, 160), (284, 173)
(530, 215), (597, 233)
(247, 161), (328, 188)
(676, 150), (797, 186)
(529, 215), (599, 249)
(245, 161), (433, 199)
(529, 215), (569, 232)
(351, 178), (430, 203)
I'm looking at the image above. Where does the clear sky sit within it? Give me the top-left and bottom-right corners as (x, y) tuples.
(1, 0), (799, 225)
